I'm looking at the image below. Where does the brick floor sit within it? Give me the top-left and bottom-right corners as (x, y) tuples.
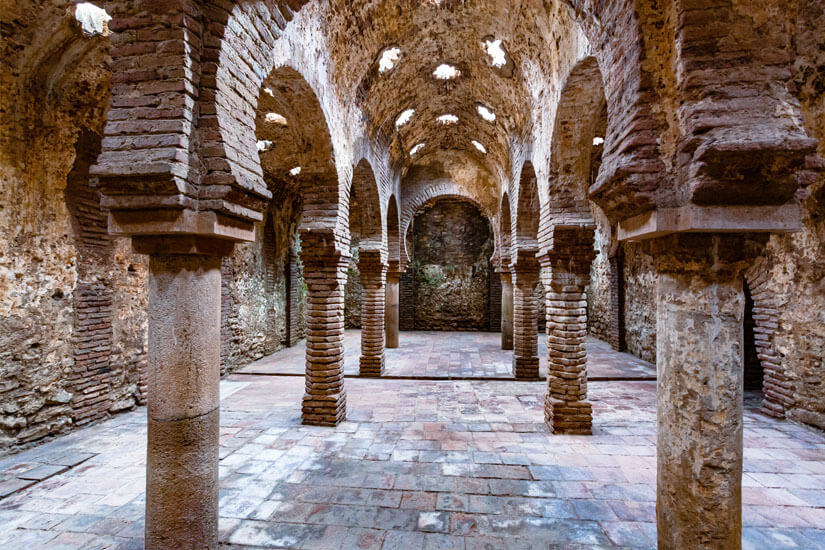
(241, 330), (656, 380)
(0, 333), (823, 549)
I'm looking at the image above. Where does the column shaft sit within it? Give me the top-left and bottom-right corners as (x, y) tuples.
(512, 257), (540, 379)
(545, 269), (592, 434)
(301, 237), (349, 426)
(654, 235), (750, 549)
(500, 272), (514, 350)
(146, 253), (221, 550)
(385, 272), (400, 348)
(359, 251), (387, 376)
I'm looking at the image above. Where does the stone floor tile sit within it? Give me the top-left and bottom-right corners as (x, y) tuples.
(400, 491), (437, 511)
(418, 511), (451, 533)
(572, 499), (619, 521)
(1, 332), (823, 549)
(423, 533), (465, 550)
(382, 529), (425, 550)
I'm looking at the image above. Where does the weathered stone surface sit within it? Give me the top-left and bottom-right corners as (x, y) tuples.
(408, 199), (493, 331)
(221, 194), (305, 374)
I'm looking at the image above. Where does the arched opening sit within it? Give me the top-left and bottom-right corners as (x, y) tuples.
(743, 281), (764, 392)
(261, 213), (279, 354)
(499, 192), (513, 268)
(387, 195), (401, 271)
(65, 127), (116, 425)
(515, 161), (540, 246)
(407, 197), (493, 331)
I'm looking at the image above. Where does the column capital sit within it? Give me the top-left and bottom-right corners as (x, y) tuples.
(133, 235), (235, 257)
(510, 252), (540, 274)
(538, 225), (598, 275)
(645, 233), (767, 278)
(358, 248), (388, 275)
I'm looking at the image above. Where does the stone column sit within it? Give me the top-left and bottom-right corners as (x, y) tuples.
(542, 228), (597, 435)
(652, 234), (755, 550)
(500, 271), (514, 350)
(138, 237), (231, 550)
(300, 234), (349, 426)
(511, 254), (540, 379)
(359, 250), (387, 376)
(385, 271), (400, 349)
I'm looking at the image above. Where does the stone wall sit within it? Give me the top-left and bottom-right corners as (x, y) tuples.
(587, 212), (612, 343)
(751, 7), (825, 428)
(344, 237), (362, 329)
(221, 196), (305, 374)
(0, 5), (149, 453)
(408, 199), (493, 331)
(621, 242), (658, 364)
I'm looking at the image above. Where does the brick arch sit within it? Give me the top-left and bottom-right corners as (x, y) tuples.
(499, 192), (512, 269)
(515, 160), (539, 247)
(546, 56), (607, 225)
(198, 2), (343, 235)
(400, 182), (497, 265)
(386, 195), (401, 271)
(349, 158), (384, 250)
(561, 0), (667, 221)
(744, 258), (790, 419)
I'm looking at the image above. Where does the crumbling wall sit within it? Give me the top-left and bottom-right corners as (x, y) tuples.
(756, 2), (825, 429)
(344, 196), (362, 329)
(0, 3), (147, 453)
(221, 195), (304, 373)
(411, 200), (492, 331)
(622, 242), (657, 364)
(344, 238), (362, 329)
(587, 212), (612, 342)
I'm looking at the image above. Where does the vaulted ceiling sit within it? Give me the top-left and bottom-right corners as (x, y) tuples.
(324, 0), (575, 192)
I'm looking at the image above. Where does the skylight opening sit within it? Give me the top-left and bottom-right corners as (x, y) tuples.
(265, 112), (288, 126)
(593, 137), (605, 146)
(74, 3), (111, 36)
(433, 64), (460, 80)
(472, 140), (487, 154)
(289, 166), (302, 176)
(256, 140), (273, 152)
(477, 105), (496, 122)
(396, 109), (415, 128)
(483, 38), (507, 68)
(437, 114), (458, 125)
(410, 143), (425, 157)
(378, 47), (402, 73)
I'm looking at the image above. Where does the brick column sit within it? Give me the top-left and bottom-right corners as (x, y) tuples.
(300, 234), (349, 426)
(541, 227), (597, 435)
(385, 271), (401, 348)
(359, 250), (387, 376)
(285, 250), (301, 347)
(652, 234), (755, 550)
(500, 271), (514, 350)
(488, 263), (502, 332)
(511, 254), (540, 379)
(138, 237), (231, 550)
(608, 251), (626, 352)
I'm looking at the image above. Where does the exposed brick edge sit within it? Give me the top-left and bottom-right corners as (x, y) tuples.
(744, 258), (790, 419)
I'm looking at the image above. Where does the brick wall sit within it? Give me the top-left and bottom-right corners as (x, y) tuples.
(488, 264), (501, 332)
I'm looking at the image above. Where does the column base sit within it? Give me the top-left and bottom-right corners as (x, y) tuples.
(513, 357), (540, 380)
(501, 335), (513, 351)
(544, 395), (592, 435)
(359, 354), (385, 377)
(146, 407), (219, 549)
(301, 392), (346, 426)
